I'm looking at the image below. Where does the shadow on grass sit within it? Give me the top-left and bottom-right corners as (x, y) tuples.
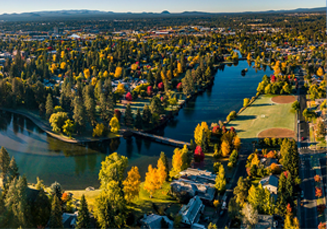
(234, 115), (257, 121)
(250, 103), (274, 107)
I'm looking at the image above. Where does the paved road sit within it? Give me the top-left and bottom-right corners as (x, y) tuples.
(215, 150), (249, 228)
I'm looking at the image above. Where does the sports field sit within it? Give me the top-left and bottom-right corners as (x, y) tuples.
(228, 95), (296, 140)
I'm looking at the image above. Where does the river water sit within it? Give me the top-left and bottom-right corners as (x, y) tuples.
(0, 61), (273, 189)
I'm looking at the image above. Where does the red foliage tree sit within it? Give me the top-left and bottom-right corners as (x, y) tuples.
(222, 126), (227, 133)
(125, 92), (132, 101)
(316, 187), (323, 198)
(271, 75), (276, 83)
(158, 82), (164, 90)
(230, 127), (235, 133)
(194, 146), (205, 162)
(147, 86), (153, 96)
(212, 125), (220, 135)
(176, 82), (183, 91)
(284, 171), (289, 179)
(114, 109), (121, 121)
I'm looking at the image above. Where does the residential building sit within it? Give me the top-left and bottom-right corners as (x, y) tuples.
(179, 196), (205, 226)
(259, 175), (279, 195)
(140, 214), (173, 229)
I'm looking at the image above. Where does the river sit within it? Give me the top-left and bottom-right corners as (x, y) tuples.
(0, 61), (273, 189)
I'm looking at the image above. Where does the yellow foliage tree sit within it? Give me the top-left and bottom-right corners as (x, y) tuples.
(52, 54), (57, 62)
(92, 123), (105, 137)
(157, 158), (167, 188)
(123, 166), (141, 202)
(177, 63), (183, 73)
(114, 67), (123, 78)
(169, 148), (183, 178)
(233, 136), (241, 150)
(91, 77), (97, 86)
(103, 70), (109, 78)
(60, 62), (67, 70)
(84, 69), (91, 79)
(221, 140), (231, 157)
(251, 154), (260, 167)
(194, 122), (211, 146)
(116, 83), (126, 95)
(109, 116), (120, 133)
(274, 64), (281, 75)
(166, 70), (172, 80)
(317, 67), (324, 77)
(144, 165), (160, 198)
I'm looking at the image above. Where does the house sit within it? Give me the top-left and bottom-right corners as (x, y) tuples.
(140, 214), (173, 229)
(170, 178), (216, 202)
(179, 196), (205, 226)
(259, 175), (279, 195)
(179, 168), (216, 185)
(260, 158), (279, 167)
(62, 212), (78, 228)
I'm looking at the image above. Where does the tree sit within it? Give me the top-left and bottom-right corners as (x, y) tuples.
(0, 147), (10, 182)
(99, 153), (128, 188)
(144, 165), (160, 197)
(116, 83), (125, 95)
(124, 103), (134, 127)
(169, 148), (184, 178)
(93, 123), (105, 137)
(315, 175), (322, 183)
(215, 163), (226, 193)
(135, 108), (143, 129)
(76, 195), (91, 229)
(50, 181), (63, 199)
(109, 116), (120, 133)
(243, 98), (250, 107)
(31, 189), (51, 228)
(94, 181), (127, 229)
(149, 96), (164, 115)
(49, 112), (69, 133)
(291, 101), (300, 113)
(5, 176), (31, 228)
(62, 119), (75, 137)
(317, 67), (324, 77)
(221, 140), (231, 157)
(247, 184), (262, 210)
(242, 203), (258, 227)
(45, 93), (54, 119)
(123, 166), (141, 203)
(233, 177), (248, 208)
(194, 146), (205, 162)
(208, 222), (217, 229)
(49, 195), (63, 229)
(157, 158), (167, 187)
(142, 104), (152, 128)
(233, 136), (241, 150)
(316, 187), (323, 197)
(160, 152), (169, 180)
(73, 97), (86, 132)
(7, 157), (19, 183)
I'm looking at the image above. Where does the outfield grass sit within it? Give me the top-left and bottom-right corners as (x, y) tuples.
(227, 95), (295, 139)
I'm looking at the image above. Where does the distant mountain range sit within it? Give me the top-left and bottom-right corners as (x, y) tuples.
(0, 7), (324, 21)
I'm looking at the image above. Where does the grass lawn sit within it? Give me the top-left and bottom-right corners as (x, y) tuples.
(129, 182), (180, 220)
(227, 95), (295, 140)
(66, 189), (101, 212)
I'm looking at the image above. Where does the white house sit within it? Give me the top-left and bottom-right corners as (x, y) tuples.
(259, 175), (279, 195)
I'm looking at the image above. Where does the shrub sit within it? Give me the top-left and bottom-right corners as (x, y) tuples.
(93, 123), (105, 137)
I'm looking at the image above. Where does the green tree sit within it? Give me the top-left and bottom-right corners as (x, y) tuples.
(142, 104), (152, 128)
(291, 101), (300, 113)
(215, 163), (226, 193)
(0, 147), (10, 183)
(94, 181), (127, 229)
(124, 103), (134, 127)
(99, 152), (128, 188)
(149, 96), (164, 115)
(76, 195), (91, 229)
(134, 108), (143, 129)
(48, 196), (63, 229)
(7, 157), (19, 183)
(31, 189), (51, 228)
(73, 97), (86, 133)
(233, 177), (248, 207)
(45, 93), (54, 119)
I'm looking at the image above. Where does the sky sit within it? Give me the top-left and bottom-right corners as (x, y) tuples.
(0, 0), (324, 14)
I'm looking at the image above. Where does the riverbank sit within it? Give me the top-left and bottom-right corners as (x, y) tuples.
(0, 107), (120, 144)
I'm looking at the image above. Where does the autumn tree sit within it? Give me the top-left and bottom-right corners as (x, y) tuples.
(144, 165), (160, 197)
(109, 116), (120, 133)
(243, 98), (250, 107)
(242, 203), (258, 227)
(233, 176), (248, 207)
(215, 163), (226, 193)
(221, 139), (231, 157)
(233, 136), (241, 150)
(157, 158), (167, 187)
(93, 123), (105, 137)
(45, 93), (54, 119)
(123, 166), (141, 203)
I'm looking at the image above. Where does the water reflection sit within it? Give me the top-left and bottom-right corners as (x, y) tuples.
(0, 61), (274, 189)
